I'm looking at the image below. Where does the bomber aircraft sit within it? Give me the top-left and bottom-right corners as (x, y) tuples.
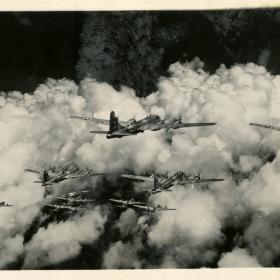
(56, 191), (95, 204)
(250, 122), (280, 132)
(45, 203), (85, 213)
(109, 198), (146, 208)
(109, 198), (176, 213)
(25, 163), (106, 186)
(121, 171), (224, 194)
(0, 201), (13, 207)
(70, 111), (216, 139)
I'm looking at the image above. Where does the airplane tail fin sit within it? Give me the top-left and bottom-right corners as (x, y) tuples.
(43, 170), (49, 182)
(195, 171), (201, 179)
(154, 175), (159, 189)
(109, 111), (120, 132)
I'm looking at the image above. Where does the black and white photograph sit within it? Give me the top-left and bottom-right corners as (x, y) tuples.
(1, 1), (280, 272)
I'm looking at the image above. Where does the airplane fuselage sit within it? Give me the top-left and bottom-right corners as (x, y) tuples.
(132, 204), (156, 212)
(150, 171), (222, 193)
(106, 115), (162, 138)
(152, 171), (188, 193)
(42, 175), (68, 186)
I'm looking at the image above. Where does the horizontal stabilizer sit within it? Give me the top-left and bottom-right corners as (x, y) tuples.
(89, 131), (109, 134)
(25, 169), (41, 174)
(75, 199), (95, 203)
(71, 115), (109, 125)
(33, 180), (43, 183)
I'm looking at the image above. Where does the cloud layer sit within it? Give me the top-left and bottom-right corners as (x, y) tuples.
(1, 59), (280, 268)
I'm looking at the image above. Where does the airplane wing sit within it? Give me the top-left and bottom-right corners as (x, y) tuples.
(65, 172), (106, 179)
(163, 122), (216, 129)
(74, 199), (95, 203)
(131, 204), (176, 212)
(59, 205), (80, 210)
(109, 198), (145, 206)
(184, 178), (224, 184)
(137, 121), (216, 131)
(131, 204), (148, 210)
(198, 178), (224, 183)
(109, 198), (124, 204)
(121, 174), (154, 182)
(250, 123), (280, 132)
(71, 115), (128, 126)
(109, 129), (138, 136)
(90, 129), (136, 136)
(128, 200), (147, 205)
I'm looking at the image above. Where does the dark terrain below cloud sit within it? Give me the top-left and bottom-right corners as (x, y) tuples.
(1, 10), (280, 95)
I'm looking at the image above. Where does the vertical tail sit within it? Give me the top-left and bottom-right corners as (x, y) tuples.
(109, 111), (119, 132)
(154, 175), (159, 190)
(43, 170), (49, 183)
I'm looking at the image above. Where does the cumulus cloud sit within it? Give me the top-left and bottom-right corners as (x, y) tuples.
(148, 189), (223, 247)
(23, 208), (107, 268)
(102, 240), (144, 269)
(0, 235), (24, 268)
(243, 212), (280, 266)
(1, 59), (280, 268)
(218, 248), (261, 267)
